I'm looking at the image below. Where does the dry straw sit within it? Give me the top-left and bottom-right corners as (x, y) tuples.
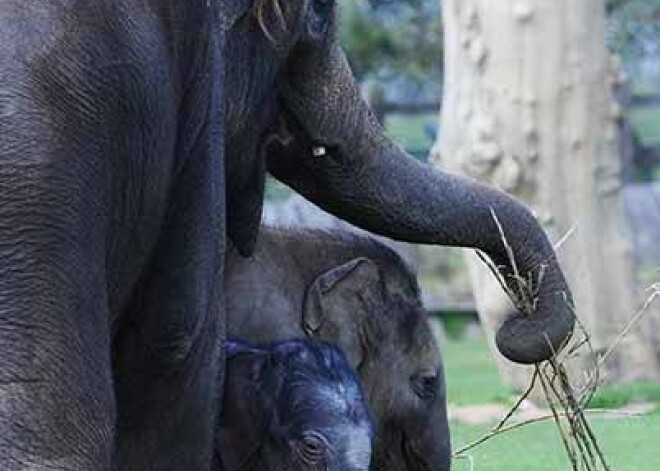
(454, 209), (660, 470)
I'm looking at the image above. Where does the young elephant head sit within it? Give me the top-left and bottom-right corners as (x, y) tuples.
(303, 256), (451, 471)
(216, 339), (374, 471)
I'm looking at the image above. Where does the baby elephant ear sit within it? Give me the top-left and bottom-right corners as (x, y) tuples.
(303, 257), (382, 369)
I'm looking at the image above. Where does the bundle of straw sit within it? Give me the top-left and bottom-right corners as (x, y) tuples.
(454, 210), (660, 471)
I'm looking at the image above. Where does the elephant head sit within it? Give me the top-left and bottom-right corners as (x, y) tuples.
(224, 0), (574, 364)
(303, 255), (450, 471)
(216, 339), (373, 471)
(224, 0), (340, 256)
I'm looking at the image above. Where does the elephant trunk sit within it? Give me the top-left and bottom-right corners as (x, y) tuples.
(272, 42), (574, 364)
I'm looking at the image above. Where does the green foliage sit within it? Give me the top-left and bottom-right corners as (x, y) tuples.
(587, 381), (660, 409)
(338, 0), (443, 81)
(440, 315), (473, 340)
(607, 0), (660, 62)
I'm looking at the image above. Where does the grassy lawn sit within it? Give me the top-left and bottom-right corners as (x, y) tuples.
(440, 338), (660, 470)
(451, 412), (660, 471)
(629, 106), (660, 147)
(442, 337), (514, 405)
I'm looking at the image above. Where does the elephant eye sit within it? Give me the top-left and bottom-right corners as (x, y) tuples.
(294, 431), (327, 465)
(411, 372), (438, 401)
(312, 145), (327, 157)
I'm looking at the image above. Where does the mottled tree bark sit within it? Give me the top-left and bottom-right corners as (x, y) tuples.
(433, 0), (659, 387)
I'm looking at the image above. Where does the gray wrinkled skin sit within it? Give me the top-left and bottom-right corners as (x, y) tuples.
(217, 339), (373, 471)
(226, 227), (451, 471)
(0, 2), (225, 470)
(0, 0), (572, 468)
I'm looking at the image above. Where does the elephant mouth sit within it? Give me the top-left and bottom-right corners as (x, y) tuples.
(274, 99), (343, 158)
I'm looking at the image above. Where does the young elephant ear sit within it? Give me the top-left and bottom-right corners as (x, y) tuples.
(303, 257), (382, 369)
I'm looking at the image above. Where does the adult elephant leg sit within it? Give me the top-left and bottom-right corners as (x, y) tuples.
(112, 46), (226, 466)
(0, 140), (114, 469)
(271, 43), (574, 365)
(113, 143), (225, 470)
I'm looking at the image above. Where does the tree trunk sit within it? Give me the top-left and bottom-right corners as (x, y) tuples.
(432, 0), (659, 388)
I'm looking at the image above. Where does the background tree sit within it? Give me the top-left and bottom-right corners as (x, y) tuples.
(432, 0), (660, 388)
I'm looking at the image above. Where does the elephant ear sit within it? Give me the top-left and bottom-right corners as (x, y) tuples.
(303, 257), (382, 369)
(227, 154), (265, 257)
(217, 342), (271, 470)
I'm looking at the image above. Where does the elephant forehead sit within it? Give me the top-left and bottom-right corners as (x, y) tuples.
(299, 381), (363, 421)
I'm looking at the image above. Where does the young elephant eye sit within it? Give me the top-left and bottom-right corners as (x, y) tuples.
(411, 372), (438, 401)
(294, 431), (327, 465)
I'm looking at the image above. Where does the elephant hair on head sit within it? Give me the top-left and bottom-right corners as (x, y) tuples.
(217, 338), (373, 471)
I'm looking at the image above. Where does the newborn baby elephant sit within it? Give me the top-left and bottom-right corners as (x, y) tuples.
(216, 339), (373, 471)
(226, 227), (451, 471)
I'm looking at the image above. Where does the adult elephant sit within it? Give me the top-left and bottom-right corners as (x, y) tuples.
(0, 0), (573, 470)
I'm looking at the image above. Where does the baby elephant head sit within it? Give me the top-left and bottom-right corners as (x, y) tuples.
(216, 339), (373, 471)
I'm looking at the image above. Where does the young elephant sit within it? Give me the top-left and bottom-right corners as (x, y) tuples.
(226, 227), (451, 471)
(216, 339), (373, 471)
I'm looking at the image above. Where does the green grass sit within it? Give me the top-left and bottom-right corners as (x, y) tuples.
(451, 415), (660, 471)
(441, 339), (515, 405)
(629, 106), (660, 147)
(441, 338), (660, 470)
(440, 315), (474, 340)
(587, 381), (660, 409)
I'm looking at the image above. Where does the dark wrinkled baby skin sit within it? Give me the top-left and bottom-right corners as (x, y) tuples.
(217, 339), (373, 471)
(226, 227), (451, 471)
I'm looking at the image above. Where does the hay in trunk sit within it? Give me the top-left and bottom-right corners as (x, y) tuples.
(454, 210), (660, 470)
